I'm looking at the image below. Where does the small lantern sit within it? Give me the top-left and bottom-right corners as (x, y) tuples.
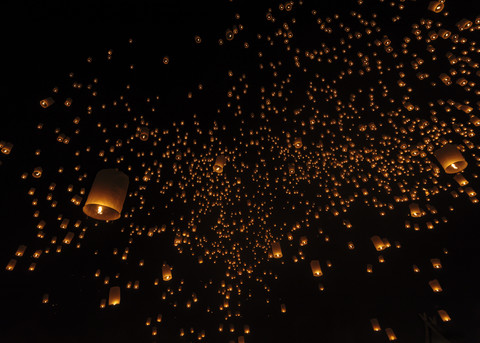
(371, 235), (385, 251)
(32, 167), (43, 178)
(437, 310), (451, 322)
(40, 97), (55, 108)
(1, 142), (13, 155)
(310, 260), (322, 277)
(409, 203), (422, 217)
(430, 258), (442, 269)
(83, 169), (129, 221)
(433, 144), (467, 174)
(162, 264), (172, 281)
(370, 318), (381, 331)
(271, 242), (282, 258)
(427, 1), (444, 13)
(385, 328), (397, 341)
(453, 174), (468, 186)
(293, 137), (303, 148)
(108, 286), (121, 306)
(429, 279), (443, 292)
(139, 127), (149, 141)
(213, 155), (226, 173)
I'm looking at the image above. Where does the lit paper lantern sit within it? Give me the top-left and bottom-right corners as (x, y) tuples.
(433, 144), (467, 174)
(108, 286), (121, 306)
(213, 155), (226, 173)
(271, 242), (282, 258)
(310, 260), (322, 277)
(83, 169), (129, 220)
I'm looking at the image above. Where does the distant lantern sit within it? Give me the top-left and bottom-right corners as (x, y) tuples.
(427, 1), (444, 13)
(370, 318), (381, 331)
(108, 286), (121, 306)
(64, 98), (72, 107)
(271, 242), (282, 258)
(385, 328), (397, 341)
(213, 155), (226, 173)
(1, 142), (13, 155)
(139, 127), (149, 141)
(40, 97), (54, 108)
(6, 259), (16, 271)
(32, 167), (43, 178)
(429, 279), (443, 292)
(371, 235), (386, 251)
(83, 169), (129, 221)
(433, 144), (467, 174)
(288, 163), (295, 174)
(453, 174), (468, 186)
(409, 203), (423, 217)
(293, 137), (303, 148)
(162, 264), (172, 281)
(310, 260), (322, 277)
(437, 310), (451, 322)
(430, 258), (442, 269)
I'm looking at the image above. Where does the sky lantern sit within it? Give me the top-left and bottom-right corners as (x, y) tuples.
(433, 144), (467, 174)
(310, 260), (322, 277)
(83, 169), (129, 220)
(108, 286), (121, 306)
(271, 242), (282, 258)
(213, 155), (226, 173)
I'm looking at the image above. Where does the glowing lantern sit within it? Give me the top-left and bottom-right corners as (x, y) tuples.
(6, 259), (16, 271)
(40, 97), (54, 108)
(293, 137), (303, 148)
(83, 169), (129, 221)
(433, 144), (467, 174)
(1, 142), (13, 155)
(139, 127), (149, 141)
(429, 279), (443, 293)
(271, 242), (282, 258)
(409, 203), (423, 217)
(162, 264), (172, 281)
(427, 1), (444, 13)
(108, 286), (121, 306)
(370, 318), (381, 331)
(213, 155), (226, 173)
(453, 174), (468, 186)
(15, 245), (26, 257)
(385, 328), (397, 341)
(42, 294), (49, 304)
(371, 235), (385, 251)
(310, 260), (322, 277)
(430, 259), (442, 269)
(456, 19), (473, 31)
(437, 310), (451, 322)
(32, 167), (43, 178)
(280, 304), (286, 313)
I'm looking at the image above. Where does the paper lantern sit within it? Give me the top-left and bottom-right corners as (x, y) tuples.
(139, 127), (149, 141)
(1, 142), (13, 155)
(434, 144), (467, 174)
(83, 169), (129, 221)
(162, 264), (172, 281)
(293, 137), (303, 148)
(108, 286), (121, 306)
(385, 328), (397, 341)
(371, 235), (386, 251)
(437, 310), (451, 322)
(32, 167), (43, 178)
(310, 260), (322, 277)
(40, 97), (54, 108)
(430, 258), (442, 269)
(370, 318), (381, 331)
(427, 1), (444, 13)
(409, 203), (423, 217)
(271, 242), (282, 258)
(429, 279), (443, 292)
(453, 174), (468, 186)
(213, 155), (226, 173)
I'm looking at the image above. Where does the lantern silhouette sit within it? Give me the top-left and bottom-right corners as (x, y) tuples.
(83, 169), (129, 220)
(108, 286), (121, 306)
(271, 242), (282, 258)
(310, 260), (322, 276)
(213, 155), (226, 173)
(433, 144), (467, 174)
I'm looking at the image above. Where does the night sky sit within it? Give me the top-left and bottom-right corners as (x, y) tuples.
(2, 0), (480, 342)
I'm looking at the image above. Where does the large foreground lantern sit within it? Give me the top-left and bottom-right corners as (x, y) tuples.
(433, 144), (467, 174)
(83, 169), (129, 220)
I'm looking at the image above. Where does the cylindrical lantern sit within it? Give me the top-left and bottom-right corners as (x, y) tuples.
(213, 155), (226, 173)
(139, 127), (149, 141)
(433, 144), (467, 174)
(430, 258), (442, 269)
(453, 174), (468, 186)
(162, 264), (172, 281)
(108, 286), (121, 306)
(371, 235), (385, 251)
(437, 310), (451, 322)
(427, 1), (444, 13)
(370, 318), (381, 331)
(429, 279), (443, 292)
(271, 242), (282, 258)
(409, 203), (422, 217)
(83, 169), (129, 221)
(40, 97), (55, 108)
(310, 260), (322, 277)
(32, 167), (43, 178)
(293, 137), (303, 148)
(385, 328), (397, 341)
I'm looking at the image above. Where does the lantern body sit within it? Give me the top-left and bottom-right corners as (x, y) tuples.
(162, 264), (172, 281)
(213, 155), (226, 173)
(108, 286), (121, 306)
(139, 127), (149, 141)
(371, 235), (385, 251)
(433, 144), (467, 174)
(438, 310), (451, 322)
(370, 318), (381, 331)
(83, 169), (129, 221)
(427, 1), (444, 13)
(40, 97), (54, 108)
(453, 174), (468, 186)
(429, 279), (443, 292)
(293, 137), (302, 148)
(310, 260), (322, 277)
(271, 242), (282, 258)
(409, 203), (423, 217)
